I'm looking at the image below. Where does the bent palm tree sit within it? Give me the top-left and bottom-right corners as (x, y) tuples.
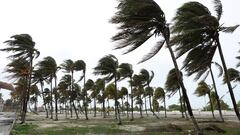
(36, 56), (58, 120)
(171, 0), (240, 120)
(110, 0), (200, 132)
(118, 63), (134, 120)
(93, 54), (122, 125)
(194, 81), (215, 119)
(1, 34), (39, 123)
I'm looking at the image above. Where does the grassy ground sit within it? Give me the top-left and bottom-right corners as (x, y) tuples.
(10, 113), (240, 135)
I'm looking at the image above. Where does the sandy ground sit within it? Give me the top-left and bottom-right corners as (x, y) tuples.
(14, 110), (239, 134)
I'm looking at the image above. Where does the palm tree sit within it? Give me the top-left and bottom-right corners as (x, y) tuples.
(132, 74), (145, 118)
(1, 34), (40, 123)
(105, 83), (116, 116)
(178, 42), (225, 121)
(154, 87), (167, 118)
(119, 87), (128, 116)
(36, 56), (58, 120)
(61, 59), (83, 119)
(171, 0), (240, 120)
(194, 81), (215, 119)
(139, 69), (159, 118)
(32, 69), (48, 118)
(93, 54), (122, 125)
(118, 63), (134, 120)
(165, 68), (186, 118)
(95, 78), (106, 118)
(85, 79), (95, 118)
(58, 74), (72, 118)
(74, 60), (87, 119)
(110, 0), (200, 132)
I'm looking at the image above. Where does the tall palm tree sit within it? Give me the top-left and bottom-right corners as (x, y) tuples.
(118, 63), (134, 120)
(139, 69), (159, 118)
(110, 0), (200, 132)
(132, 74), (145, 118)
(74, 60), (87, 119)
(58, 74), (72, 118)
(93, 54), (122, 125)
(85, 79), (95, 118)
(1, 34), (40, 123)
(194, 81), (215, 119)
(178, 43), (225, 121)
(36, 56), (58, 120)
(32, 69), (48, 118)
(154, 87), (167, 118)
(95, 78), (106, 118)
(119, 87), (128, 116)
(61, 59), (82, 119)
(165, 68), (186, 118)
(171, 0), (240, 120)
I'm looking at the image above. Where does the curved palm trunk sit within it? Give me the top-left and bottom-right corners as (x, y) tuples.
(54, 77), (58, 121)
(130, 77), (134, 121)
(164, 95), (167, 118)
(208, 92), (215, 119)
(83, 72), (88, 120)
(121, 97), (124, 115)
(114, 76), (122, 125)
(179, 90), (185, 118)
(216, 36), (240, 120)
(71, 71), (79, 119)
(139, 101), (143, 118)
(40, 82), (48, 118)
(21, 57), (34, 123)
(147, 84), (159, 119)
(126, 94), (129, 118)
(94, 97), (96, 117)
(107, 99), (110, 116)
(144, 97), (148, 116)
(166, 39), (201, 134)
(209, 67), (224, 121)
(50, 77), (53, 119)
(103, 85), (106, 118)
(20, 76), (28, 123)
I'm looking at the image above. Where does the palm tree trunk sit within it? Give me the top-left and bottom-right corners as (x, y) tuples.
(208, 93), (215, 119)
(166, 38), (201, 134)
(40, 82), (48, 118)
(20, 77), (27, 123)
(50, 77), (53, 119)
(107, 99), (110, 116)
(216, 37), (240, 120)
(148, 93), (159, 119)
(130, 77), (134, 121)
(209, 66), (224, 121)
(21, 57), (34, 123)
(144, 97), (148, 116)
(164, 95), (167, 118)
(140, 102), (143, 118)
(115, 75), (122, 125)
(103, 98), (106, 118)
(71, 71), (79, 119)
(54, 77), (58, 121)
(83, 72), (88, 120)
(121, 98), (124, 115)
(127, 94), (129, 118)
(179, 90), (184, 118)
(94, 98), (96, 117)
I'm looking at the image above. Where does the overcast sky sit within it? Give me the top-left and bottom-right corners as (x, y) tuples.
(0, 0), (239, 109)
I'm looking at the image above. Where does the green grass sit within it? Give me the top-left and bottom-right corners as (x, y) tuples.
(11, 123), (127, 135)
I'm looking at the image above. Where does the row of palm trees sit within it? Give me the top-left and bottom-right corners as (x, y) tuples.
(0, 0), (239, 134)
(110, 0), (239, 134)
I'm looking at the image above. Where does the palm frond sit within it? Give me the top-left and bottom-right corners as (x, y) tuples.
(138, 40), (165, 64)
(221, 25), (239, 33)
(213, 0), (222, 20)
